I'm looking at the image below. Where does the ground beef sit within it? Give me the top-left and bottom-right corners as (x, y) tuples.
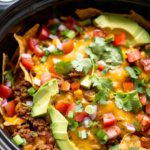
(145, 44), (150, 50)
(31, 69), (37, 77)
(39, 144), (53, 150)
(107, 136), (121, 148)
(140, 58), (150, 75)
(53, 76), (64, 86)
(68, 68), (85, 77)
(83, 90), (95, 98)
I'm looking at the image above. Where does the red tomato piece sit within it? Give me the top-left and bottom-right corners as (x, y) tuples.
(61, 81), (70, 91)
(103, 126), (121, 140)
(0, 85), (11, 99)
(28, 37), (39, 51)
(4, 100), (16, 117)
(34, 45), (44, 57)
(146, 103), (150, 114)
(127, 50), (142, 63)
(102, 112), (117, 128)
(39, 25), (50, 39)
(65, 18), (76, 30)
(62, 40), (74, 54)
(93, 29), (107, 38)
(21, 58), (34, 70)
(66, 103), (77, 117)
(75, 110), (86, 122)
(47, 19), (54, 26)
(40, 72), (51, 85)
(140, 93), (147, 105)
(70, 83), (80, 91)
(49, 64), (61, 76)
(123, 81), (134, 93)
(137, 114), (150, 131)
(96, 61), (105, 71)
(113, 33), (126, 46)
(45, 132), (55, 144)
(140, 137), (150, 149)
(55, 99), (71, 113)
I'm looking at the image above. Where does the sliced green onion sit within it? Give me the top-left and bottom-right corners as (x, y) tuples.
(123, 40), (131, 48)
(96, 129), (105, 139)
(141, 77), (150, 86)
(40, 56), (47, 63)
(40, 45), (43, 50)
(133, 67), (142, 75)
(78, 122), (84, 126)
(66, 30), (76, 39)
(27, 87), (36, 96)
(91, 122), (99, 132)
(85, 105), (95, 114)
(22, 103), (32, 108)
(75, 100), (80, 104)
(68, 110), (74, 119)
(53, 48), (65, 55)
(84, 36), (90, 41)
(77, 131), (82, 138)
(88, 119), (93, 127)
(133, 120), (140, 131)
(5, 70), (14, 86)
(64, 100), (72, 104)
(74, 25), (82, 34)
(44, 50), (51, 56)
(94, 64), (99, 70)
(107, 37), (114, 43)
(99, 135), (109, 145)
(12, 135), (24, 146)
(82, 19), (92, 26)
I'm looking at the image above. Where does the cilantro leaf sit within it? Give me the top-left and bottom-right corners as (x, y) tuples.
(125, 66), (138, 79)
(74, 25), (82, 34)
(68, 121), (78, 131)
(53, 48), (65, 55)
(146, 88), (150, 103)
(4, 70), (14, 86)
(129, 147), (138, 150)
(55, 60), (72, 75)
(72, 57), (92, 73)
(92, 89), (109, 105)
(107, 37), (114, 44)
(84, 36), (90, 41)
(49, 24), (59, 35)
(146, 49), (150, 58)
(134, 79), (146, 93)
(108, 144), (119, 150)
(75, 103), (84, 112)
(132, 67), (142, 76)
(91, 76), (113, 90)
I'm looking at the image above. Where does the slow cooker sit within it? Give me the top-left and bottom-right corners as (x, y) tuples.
(0, 0), (150, 149)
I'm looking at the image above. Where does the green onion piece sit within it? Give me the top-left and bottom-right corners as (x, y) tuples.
(53, 48), (65, 55)
(4, 70), (14, 86)
(123, 40), (131, 48)
(22, 103), (32, 108)
(94, 64), (99, 70)
(60, 89), (66, 94)
(107, 37), (114, 43)
(85, 105), (95, 114)
(40, 56), (47, 63)
(133, 67), (142, 75)
(141, 77), (150, 86)
(66, 30), (76, 39)
(82, 19), (92, 26)
(12, 135), (24, 146)
(27, 87), (36, 96)
(84, 36), (90, 41)
(49, 24), (59, 35)
(75, 100), (80, 104)
(96, 129), (105, 139)
(44, 50), (51, 56)
(99, 135), (109, 145)
(64, 100), (72, 104)
(21, 138), (27, 146)
(68, 110), (74, 119)
(74, 25), (82, 34)
(88, 119), (93, 127)
(133, 120), (140, 131)
(77, 131), (82, 138)
(40, 45), (43, 50)
(91, 122), (99, 132)
(78, 122), (84, 126)
(84, 134), (88, 140)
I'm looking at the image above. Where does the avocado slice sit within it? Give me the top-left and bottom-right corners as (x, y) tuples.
(31, 79), (58, 117)
(48, 106), (79, 150)
(94, 14), (150, 46)
(80, 75), (92, 89)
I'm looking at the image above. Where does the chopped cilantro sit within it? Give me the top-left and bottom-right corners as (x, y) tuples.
(125, 66), (139, 80)
(123, 40), (131, 48)
(49, 24), (59, 35)
(72, 57), (92, 74)
(108, 144), (119, 150)
(107, 37), (114, 43)
(101, 67), (109, 75)
(132, 67), (142, 76)
(133, 120), (140, 131)
(146, 88), (150, 103)
(75, 103), (84, 112)
(146, 49), (150, 58)
(53, 48), (65, 55)
(75, 100), (81, 104)
(84, 36), (90, 41)
(74, 25), (82, 34)
(55, 60), (72, 76)
(60, 89), (66, 94)
(134, 79), (146, 93)
(129, 147), (138, 150)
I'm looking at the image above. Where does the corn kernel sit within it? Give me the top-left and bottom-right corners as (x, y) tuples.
(106, 33), (115, 39)
(123, 53), (128, 59)
(52, 39), (57, 46)
(141, 51), (146, 58)
(60, 16), (67, 20)
(74, 89), (83, 99)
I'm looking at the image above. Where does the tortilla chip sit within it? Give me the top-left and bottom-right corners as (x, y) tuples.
(119, 133), (147, 150)
(75, 8), (103, 20)
(30, 72), (39, 90)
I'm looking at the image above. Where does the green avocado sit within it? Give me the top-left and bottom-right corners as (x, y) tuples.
(31, 79), (58, 117)
(80, 75), (92, 89)
(48, 106), (78, 150)
(94, 14), (150, 46)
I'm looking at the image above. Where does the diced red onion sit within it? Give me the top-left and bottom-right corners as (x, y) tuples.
(22, 53), (32, 59)
(33, 78), (41, 86)
(97, 60), (106, 66)
(49, 34), (59, 39)
(58, 24), (66, 31)
(1, 99), (7, 107)
(26, 101), (33, 106)
(83, 117), (90, 122)
(81, 130), (87, 139)
(53, 58), (61, 64)
(89, 105), (97, 120)
(53, 18), (60, 24)
(47, 44), (56, 53)
(5, 81), (11, 87)
(126, 123), (135, 132)
(56, 40), (63, 50)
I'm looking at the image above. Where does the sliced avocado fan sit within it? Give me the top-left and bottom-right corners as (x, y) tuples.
(31, 79), (58, 117)
(48, 106), (79, 150)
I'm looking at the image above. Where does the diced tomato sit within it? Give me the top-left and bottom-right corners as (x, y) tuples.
(113, 33), (126, 46)
(93, 29), (107, 38)
(140, 93), (147, 105)
(127, 50), (142, 63)
(146, 103), (150, 114)
(123, 81), (134, 93)
(62, 40), (74, 54)
(96, 61), (105, 71)
(66, 103), (77, 117)
(55, 99), (71, 113)
(140, 137), (150, 149)
(22, 58), (34, 70)
(28, 38), (39, 51)
(45, 132), (55, 144)
(40, 72), (51, 85)
(4, 100), (16, 117)
(47, 19), (54, 26)
(34, 45), (44, 57)
(75, 110), (86, 122)
(103, 126), (121, 140)
(70, 83), (80, 91)
(102, 112), (117, 128)
(61, 81), (70, 91)
(137, 114), (150, 131)
(65, 18), (76, 30)
(39, 25), (50, 39)
(141, 58), (150, 75)
(0, 84), (12, 99)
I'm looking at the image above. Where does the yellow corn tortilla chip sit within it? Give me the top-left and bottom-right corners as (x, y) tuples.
(119, 133), (147, 150)
(30, 72), (39, 90)
(75, 8), (103, 20)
